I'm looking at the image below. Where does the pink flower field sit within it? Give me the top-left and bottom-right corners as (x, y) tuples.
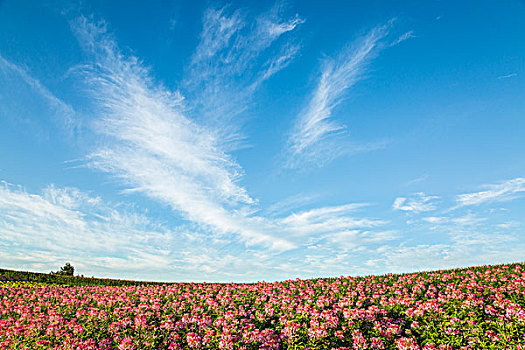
(1, 263), (525, 350)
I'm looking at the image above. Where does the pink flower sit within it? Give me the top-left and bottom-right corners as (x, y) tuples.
(186, 332), (202, 349)
(396, 337), (420, 350)
(118, 336), (134, 350)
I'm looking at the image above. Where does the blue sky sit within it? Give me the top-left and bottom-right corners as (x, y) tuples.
(0, 0), (524, 282)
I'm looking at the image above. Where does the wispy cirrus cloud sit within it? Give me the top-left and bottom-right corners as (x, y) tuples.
(422, 213), (487, 227)
(191, 6), (244, 62)
(497, 73), (517, 80)
(264, 193), (320, 217)
(0, 181), (273, 282)
(0, 180), (394, 281)
(185, 4), (303, 149)
(390, 30), (415, 46)
(381, 196), (523, 274)
(190, 4), (303, 68)
(71, 14), (386, 256)
(277, 203), (392, 250)
(0, 181), (174, 279)
(421, 216), (448, 224)
(259, 43), (301, 84)
(71, 15), (300, 252)
(454, 177), (525, 208)
(0, 54), (77, 135)
(285, 21), (395, 168)
(36, 12), (473, 280)
(374, 231), (525, 274)
(65, 12), (403, 263)
(392, 192), (439, 213)
(280, 203), (376, 233)
(404, 175), (429, 186)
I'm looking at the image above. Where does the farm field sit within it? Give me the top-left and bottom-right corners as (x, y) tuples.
(1, 263), (525, 350)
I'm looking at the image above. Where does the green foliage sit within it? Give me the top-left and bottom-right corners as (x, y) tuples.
(0, 267), (169, 287)
(51, 262), (75, 276)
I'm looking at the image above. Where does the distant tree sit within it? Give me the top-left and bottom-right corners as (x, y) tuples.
(51, 263), (75, 276)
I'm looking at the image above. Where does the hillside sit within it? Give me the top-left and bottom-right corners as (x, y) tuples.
(1, 262), (525, 349)
(0, 267), (168, 287)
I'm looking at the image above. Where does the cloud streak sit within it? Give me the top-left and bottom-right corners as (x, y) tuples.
(455, 177), (525, 208)
(285, 22), (392, 168)
(0, 182), (174, 279)
(389, 30), (415, 46)
(279, 203), (385, 236)
(393, 192), (439, 213)
(497, 73), (517, 80)
(185, 4), (303, 150)
(0, 54), (77, 135)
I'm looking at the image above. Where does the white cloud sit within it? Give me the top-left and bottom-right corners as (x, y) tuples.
(404, 174), (429, 186)
(421, 213), (487, 228)
(279, 203), (384, 236)
(259, 43), (301, 82)
(285, 22), (392, 168)
(497, 73), (517, 80)
(69, 14), (392, 261)
(272, 204), (393, 257)
(71, 16), (390, 256)
(0, 182), (175, 278)
(191, 6), (244, 62)
(377, 223), (524, 275)
(422, 216), (449, 224)
(185, 4), (303, 149)
(497, 221), (521, 229)
(455, 177), (525, 208)
(0, 54), (77, 135)
(42, 184), (102, 209)
(259, 12), (303, 39)
(189, 4), (302, 78)
(389, 30), (415, 46)
(264, 193), (320, 217)
(451, 213), (487, 226)
(0, 180), (398, 282)
(72, 16), (287, 248)
(327, 230), (396, 250)
(392, 192), (439, 213)
(382, 197), (525, 274)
